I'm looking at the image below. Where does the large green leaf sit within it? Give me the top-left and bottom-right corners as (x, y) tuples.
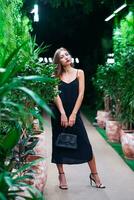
(17, 86), (53, 116)
(0, 100), (29, 124)
(2, 127), (21, 151)
(0, 172), (10, 193)
(0, 193), (7, 200)
(4, 176), (13, 187)
(0, 41), (28, 85)
(12, 158), (44, 177)
(26, 187), (45, 200)
(16, 75), (54, 82)
(13, 174), (33, 182)
(0, 79), (21, 96)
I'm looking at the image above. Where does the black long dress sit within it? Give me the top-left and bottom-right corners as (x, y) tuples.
(51, 77), (93, 164)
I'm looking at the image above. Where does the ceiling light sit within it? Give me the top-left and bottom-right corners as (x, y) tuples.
(75, 58), (79, 63)
(48, 58), (53, 63)
(34, 13), (39, 22)
(0, 68), (6, 72)
(105, 3), (127, 22)
(114, 3), (127, 14)
(105, 13), (115, 22)
(39, 57), (43, 62)
(44, 57), (48, 63)
(107, 58), (115, 64)
(31, 4), (39, 22)
(72, 58), (74, 63)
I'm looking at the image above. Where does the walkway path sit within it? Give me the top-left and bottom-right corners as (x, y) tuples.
(44, 114), (134, 200)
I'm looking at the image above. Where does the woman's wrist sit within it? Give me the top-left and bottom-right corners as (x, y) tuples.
(72, 111), (77, 115)
(61, 112), (66, 115)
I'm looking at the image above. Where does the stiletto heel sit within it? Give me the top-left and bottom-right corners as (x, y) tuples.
(90, 175), (93, 186)
(89, 173), (105, 189)
(59, 173), (68, 190)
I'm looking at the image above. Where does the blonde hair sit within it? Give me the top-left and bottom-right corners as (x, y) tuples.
(53, 47), (73, 77)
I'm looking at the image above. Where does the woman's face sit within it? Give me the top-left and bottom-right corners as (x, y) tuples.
(59, 50), (72, 67)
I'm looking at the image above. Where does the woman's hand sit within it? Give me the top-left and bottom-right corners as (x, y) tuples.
(61, 113), (68, 127)
(68, 113), (76, 127)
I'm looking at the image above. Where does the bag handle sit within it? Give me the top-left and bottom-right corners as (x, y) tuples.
(62, 126), (76, 134)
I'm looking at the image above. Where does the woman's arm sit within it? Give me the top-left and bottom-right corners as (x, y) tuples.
(68, 69), (85, 127)
(54, 90), (68, 127)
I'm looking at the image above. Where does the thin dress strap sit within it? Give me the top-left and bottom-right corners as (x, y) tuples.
(76, 69), (79, 78)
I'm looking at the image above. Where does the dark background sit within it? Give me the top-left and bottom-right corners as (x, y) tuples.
(23, 0), (130, 107)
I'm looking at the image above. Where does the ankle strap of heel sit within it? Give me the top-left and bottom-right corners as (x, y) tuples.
(91, 172), (98, 175)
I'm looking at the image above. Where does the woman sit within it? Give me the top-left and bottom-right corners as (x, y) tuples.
(51, 47), (105, 190)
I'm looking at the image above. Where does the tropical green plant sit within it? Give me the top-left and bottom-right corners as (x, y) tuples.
(93, 10), (134, 125)
(92, 62), (122, 118)
(0, 0), (58, 198)
(0, 0), (32, 66)
(0, 159), (45, 199)
(0, 0), (58, 102)
(0, 46), (54, 198)
(17, 38), (59, 104)
(113, 11), (134, 125)
(12, 132), (39, 169)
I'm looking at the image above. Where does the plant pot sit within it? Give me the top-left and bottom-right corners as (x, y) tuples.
(96, 110), (110, 129)
(26, 154), (42, 162)
(120, 130), (134, 160)
(25, 132), (47, 192)
(26, 154), (47, 192)
(33, 119), (40, 131)
(106, 120), (121, 143)
(34, 132), (47, 158)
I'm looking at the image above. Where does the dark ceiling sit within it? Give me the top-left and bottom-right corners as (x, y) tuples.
(23, 0), (130, 61)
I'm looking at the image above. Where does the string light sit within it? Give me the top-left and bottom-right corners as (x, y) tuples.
(41, 57), (80, 64)
(75, 58), (79, 63)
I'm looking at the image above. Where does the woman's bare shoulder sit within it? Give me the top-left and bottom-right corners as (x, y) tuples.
(77, 69), (84, 76)
(78, 69), (84, 72)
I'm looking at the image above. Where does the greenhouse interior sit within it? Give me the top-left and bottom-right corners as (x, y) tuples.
(0, 0), (134, 199)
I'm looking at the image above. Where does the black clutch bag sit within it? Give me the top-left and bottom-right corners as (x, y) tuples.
(55, 132), (77, 149)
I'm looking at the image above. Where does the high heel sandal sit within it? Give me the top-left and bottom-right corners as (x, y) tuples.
(59, 173), (68, 190)
(89, 173), (105, 189)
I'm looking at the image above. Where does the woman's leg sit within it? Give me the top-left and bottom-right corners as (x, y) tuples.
(88, 155), (98, 173)
(57, 164), (64, 174)
(88, 156), (105, 188)
(56, 164), (68, 189)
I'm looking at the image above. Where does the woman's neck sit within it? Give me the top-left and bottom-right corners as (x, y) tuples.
(63, 65), (72, 73)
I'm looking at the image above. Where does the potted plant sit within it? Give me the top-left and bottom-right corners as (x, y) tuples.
(114, 11), (134, 159)
(94, 10), (134, 147)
